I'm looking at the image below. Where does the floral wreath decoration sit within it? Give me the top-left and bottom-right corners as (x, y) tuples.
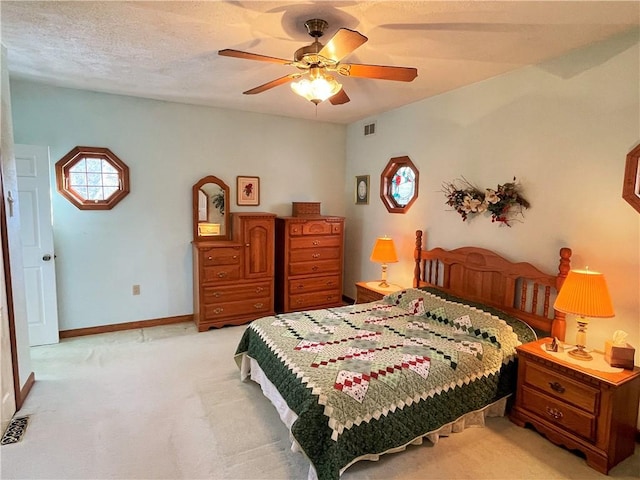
(442, 177), (530, 226)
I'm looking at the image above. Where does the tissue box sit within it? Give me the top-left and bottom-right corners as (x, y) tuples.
(604, 340), (635, 369)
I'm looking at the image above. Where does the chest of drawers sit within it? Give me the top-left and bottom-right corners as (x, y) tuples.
(193, 213), (275, 331)
(275, 216), (344, 313)
(510, 338), (640, 474)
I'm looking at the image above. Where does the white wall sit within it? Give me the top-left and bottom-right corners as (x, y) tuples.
(1, 45), (32, 397)
(1, 45), (17, 428)
(10, 82), (346, 330)
(344, 29), (640, 361)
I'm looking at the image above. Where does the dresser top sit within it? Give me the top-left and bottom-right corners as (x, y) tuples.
(277, 215), (344, 221)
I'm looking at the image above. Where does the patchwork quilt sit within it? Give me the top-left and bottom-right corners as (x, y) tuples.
(234, 287), (537, 480)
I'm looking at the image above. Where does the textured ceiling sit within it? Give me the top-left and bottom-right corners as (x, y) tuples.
(1, 1), (639, 124)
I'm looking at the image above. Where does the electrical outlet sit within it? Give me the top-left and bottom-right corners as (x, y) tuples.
(132, 284), (140, 295)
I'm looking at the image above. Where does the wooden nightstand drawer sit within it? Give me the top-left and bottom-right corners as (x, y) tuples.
(355, 281), (404, 304)
(521, 385), (596, 441)
(524, 362), (599, 413)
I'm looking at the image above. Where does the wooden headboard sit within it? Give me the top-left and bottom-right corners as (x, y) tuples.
(413, 230), (572, 340)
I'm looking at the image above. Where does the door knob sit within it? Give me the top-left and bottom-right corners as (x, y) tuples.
(42, 254), (52, 261)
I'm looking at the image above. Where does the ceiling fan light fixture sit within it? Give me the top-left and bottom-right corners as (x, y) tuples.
(291, 70), (342, 105)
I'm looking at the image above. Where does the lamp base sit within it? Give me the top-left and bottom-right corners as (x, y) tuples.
(568, 347), (593, 361)
(378, 280), (390, 288)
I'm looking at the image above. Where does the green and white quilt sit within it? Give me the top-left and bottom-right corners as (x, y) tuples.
(234, 287), (536, 480)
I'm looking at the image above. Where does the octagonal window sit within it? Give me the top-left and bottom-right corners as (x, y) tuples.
(55, 146), (130, 210)
(380, 156), (419, 213)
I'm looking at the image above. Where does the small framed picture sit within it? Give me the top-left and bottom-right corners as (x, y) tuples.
(355, 175), (369, 205)
(236, 176), (260, 206)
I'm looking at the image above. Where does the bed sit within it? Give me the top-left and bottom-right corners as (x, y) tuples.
(234, 230), (572, 480)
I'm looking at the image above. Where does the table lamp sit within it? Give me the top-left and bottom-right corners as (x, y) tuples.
(370, 237), (398, 288)
(553, 268), (615, 361)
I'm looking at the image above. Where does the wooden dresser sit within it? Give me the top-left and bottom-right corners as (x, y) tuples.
(193, 212), (276, 331)
(275, 216), (345, 313)
(510, 338), (640, 474)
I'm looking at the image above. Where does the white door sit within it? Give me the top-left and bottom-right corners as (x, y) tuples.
(15, 144), (59, 346)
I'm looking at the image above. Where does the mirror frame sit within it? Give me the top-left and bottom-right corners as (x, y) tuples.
(380, 156), (419, 214)
(193, 175), (231, 241)
(623, 143), (640, 213)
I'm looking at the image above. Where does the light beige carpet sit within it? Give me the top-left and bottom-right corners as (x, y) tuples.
(1, 322), (638, 480)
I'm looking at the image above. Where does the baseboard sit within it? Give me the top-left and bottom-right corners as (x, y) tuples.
(17, 372), (35, 410)
(59, 314), (194, 338)
(342, 294), (355, 305)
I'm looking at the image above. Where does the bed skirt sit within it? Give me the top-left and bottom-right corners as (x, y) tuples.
(239, 353), (509, 479)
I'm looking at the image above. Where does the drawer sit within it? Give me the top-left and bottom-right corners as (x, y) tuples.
(289, 221), (342, 236)
(202, 264), (241, 283)
(201, 247), (241, 266)
(289, 259), (342, 276)
(288, 275), (340, 295)
(203, 298), (272, 320)
(290, 290), (342, 310)
(521, 385), (596, 442)
(203, 282), (271, 304)
(289, 247), (341, 263)
(356, 287), (383, 304)
(290, 235), (341, 249)
(524, 362), (599, 413)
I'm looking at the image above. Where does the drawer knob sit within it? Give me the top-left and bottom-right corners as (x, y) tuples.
(255, 287), (264, 293)
(312, 240), (320, 246)
(233, 255), (238, 259)
(326, 281), (335, 286)
(312, 253), (321, 258)
(545, 406), (564, 420)
(549, 382), (565, 394)
(254, 303), (263, 309)
(213, 292), (221, 298)
(208, 256), (213, 260)
(297, 284), (305, 289)
(312, 266), (319, 271)
(218, 272), (227, 278)
(213, 307), (224, 314)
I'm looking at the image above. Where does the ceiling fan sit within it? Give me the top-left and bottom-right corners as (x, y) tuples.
(218, 19), (418, 105)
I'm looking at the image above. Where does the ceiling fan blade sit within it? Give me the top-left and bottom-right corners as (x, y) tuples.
(342, 64), (418, 82)
(329, 88), (350, 105)
(243, 74), (297, 95)
(318, 28), (368, 62)
(218, 49), (291, 65)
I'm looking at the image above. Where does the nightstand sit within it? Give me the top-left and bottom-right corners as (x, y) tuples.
(355, 281), (404, 304)
(510, 338), (640, 474)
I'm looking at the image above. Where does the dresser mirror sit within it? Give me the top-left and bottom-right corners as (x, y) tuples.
(193, 175), (230, 241)
(380, 156), (419, 213)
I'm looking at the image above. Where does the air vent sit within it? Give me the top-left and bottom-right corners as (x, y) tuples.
(364, 122), (376, 136)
